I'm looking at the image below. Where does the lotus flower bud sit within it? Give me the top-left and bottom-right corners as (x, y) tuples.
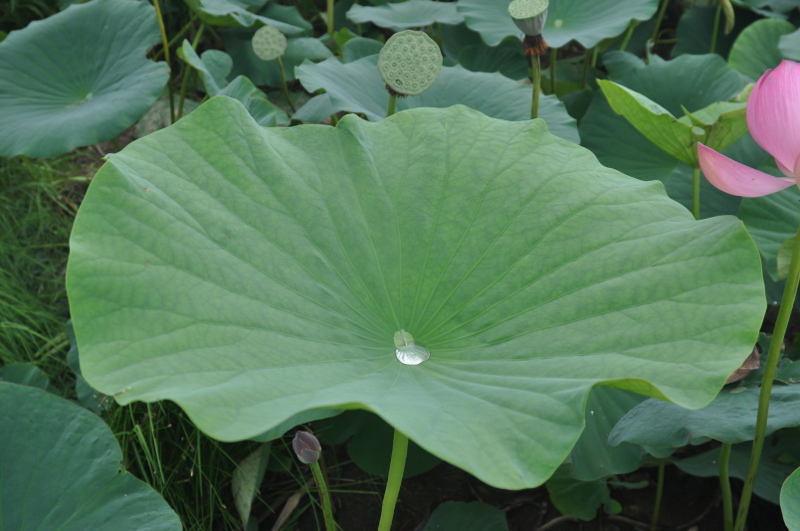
(293, 430), (321, 464)
(508, 0), (549, 56)
(377, 30), (443, 97)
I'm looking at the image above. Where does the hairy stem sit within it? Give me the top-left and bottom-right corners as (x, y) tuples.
(710, 0), (722, 54)
(152, 0), (174, 124)
(386, 93), (397, 118)
(651, 0), (670, 46)
(650, 458), (666, 531)
(720, 442), (734, 531)
(277, 57), (296, 112)
(377, 430), (409, 531)
(733, 226), (800, 530)
(310, 461), (337, 531)
(531, 55), (541, 119)
(692, 165), (701, 220)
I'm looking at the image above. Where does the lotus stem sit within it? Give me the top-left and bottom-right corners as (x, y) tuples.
(111, 138), (121, 152)
(651, 0), (670, 46)
(377, 429), (409, 531)
(619, 20), (638, 52)
(549, 48), (557, 94)
(650, 458), (666, 531)
(580, 48), (591, 90)
(386, 93), (397, 118)
(720, 442), (734, 531)
(327, 0), (334, 35)
(310, 461), (337, 531)
(177, 23), (206, 120)
(530, 54), (541, 119)
(152, 0), (174, 124)
(277, 57), (296, 112)
(692, 165), (701, 220)
(710, 0), (722, 54)
(733, 225), (800, 531)
(164, 13), (198, 53)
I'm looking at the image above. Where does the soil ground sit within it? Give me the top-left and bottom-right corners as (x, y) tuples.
(284, 456), (786, 531)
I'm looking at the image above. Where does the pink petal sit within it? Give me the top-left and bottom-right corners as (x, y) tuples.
(747, 60), (800, 174)
(698, 143), (795, 197)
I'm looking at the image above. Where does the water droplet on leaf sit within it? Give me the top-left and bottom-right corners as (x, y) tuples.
(396, 344), (430, 365)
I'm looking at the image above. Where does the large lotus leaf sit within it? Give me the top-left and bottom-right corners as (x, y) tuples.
(67, 99), (765, 489)
(347, 0), (464, 30)
(183, 0), (308, 34)
(783, 467), (800, 530)
(0, 0), (169, 158)
(609, 385), (800, 449)
(456, 0), (658, 49)
(728, 18), (796, 81)
(780, 29), (800, 61)
(739, 185), (800, 279)
(0, 382), (180, 530)
(568, 388), (646, 481)
(294, 55), (579, 143)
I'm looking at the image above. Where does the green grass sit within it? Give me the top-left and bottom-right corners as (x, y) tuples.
(0, 154), (91, 393)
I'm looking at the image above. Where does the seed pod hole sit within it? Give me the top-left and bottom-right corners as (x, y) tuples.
(377, 30), (443, 97)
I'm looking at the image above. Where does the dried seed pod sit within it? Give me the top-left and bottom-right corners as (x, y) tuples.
(252, 24), (287, 61)
(377, 30), (443, 97)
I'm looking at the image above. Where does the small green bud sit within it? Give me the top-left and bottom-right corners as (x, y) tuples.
(292, 430), (321, 464)
(377, 30), (443, 97)
(252, 24), (287, 61)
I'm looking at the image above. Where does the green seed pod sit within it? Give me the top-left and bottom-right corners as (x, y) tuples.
(508, 0), (549, 37)
(377, 30), (442, 97)
(252, 24), (287, 61)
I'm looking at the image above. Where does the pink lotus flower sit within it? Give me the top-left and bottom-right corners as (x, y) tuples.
(698, 60), (800, 197)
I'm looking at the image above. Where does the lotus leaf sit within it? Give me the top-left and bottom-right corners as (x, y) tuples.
(294, 55), (579, 143)
(67, 99), (764, 489)
(783, 467), (800, 530)
(0, 382), (180, 530)
(347, 0), (464, 30)
(0, 0), (169, 157)
(456, 0), (658, 48)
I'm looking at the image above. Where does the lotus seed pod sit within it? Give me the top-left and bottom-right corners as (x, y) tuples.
(252, 24), (287, 61)
(509, 0), (548, 36)
(509, 0), (549, 56)
(377, 30), (443, 97)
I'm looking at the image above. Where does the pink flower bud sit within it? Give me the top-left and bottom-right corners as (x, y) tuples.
(292, 430), (321, 464)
